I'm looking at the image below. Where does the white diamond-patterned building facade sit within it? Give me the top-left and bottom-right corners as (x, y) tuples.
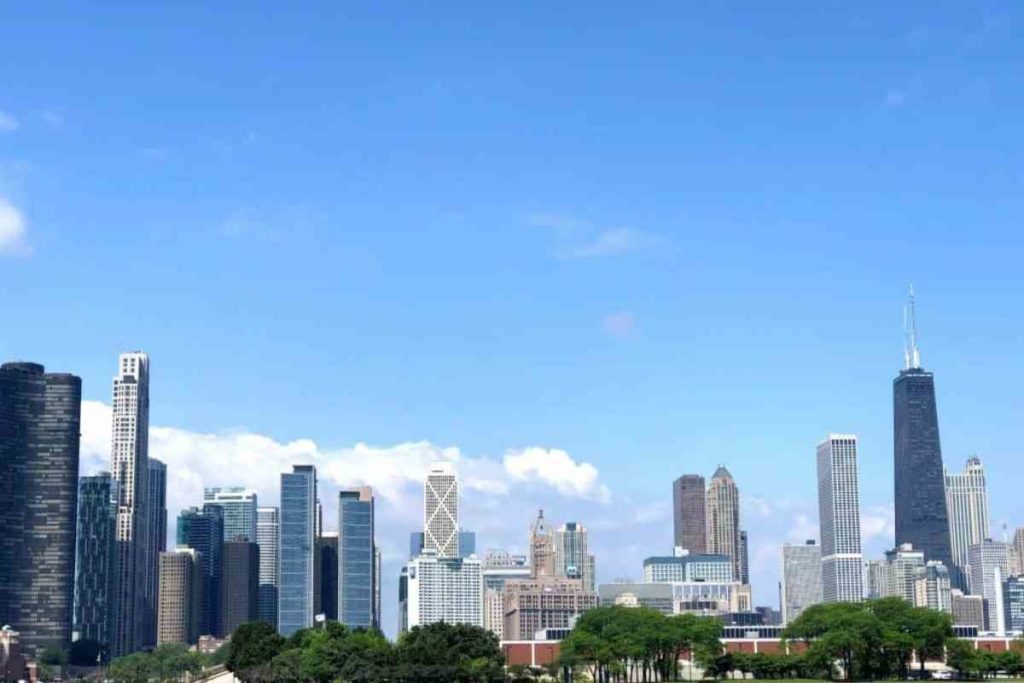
(423, 462), (459, 559)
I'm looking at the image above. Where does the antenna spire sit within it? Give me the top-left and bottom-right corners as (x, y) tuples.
(903, 285), (921, 369)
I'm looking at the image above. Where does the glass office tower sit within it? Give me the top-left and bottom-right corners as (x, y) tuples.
(279, 466), (317, 636)
(338, 487), (376, 629)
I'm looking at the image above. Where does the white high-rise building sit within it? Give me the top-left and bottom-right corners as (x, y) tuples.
(913, 561), (952, 613)
(256, 507), (280, 629)
(945, 456), (990, 590)
(110, 351), (151, 656)
(968, 539), (1009, 634)
(406, 552), (483, 628)
(876, 544), (926, 602)
(817, 434), (863, 603)
(780, 540), (822, 624)
(423, 462), (459, 558)
(554, 522), (595, 592)
(481, 550), (530, 637)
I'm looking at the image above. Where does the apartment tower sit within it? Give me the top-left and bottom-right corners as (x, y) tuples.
(945, 456), (990, 590)
(817, 434), (864, 603)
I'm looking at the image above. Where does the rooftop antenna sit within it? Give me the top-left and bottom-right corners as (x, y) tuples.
(903, 285), (921, 369)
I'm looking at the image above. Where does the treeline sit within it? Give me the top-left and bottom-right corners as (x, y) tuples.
(558, 606), (723, 682)
(223, 621), (505, 683)
(106, 643), (226, 682)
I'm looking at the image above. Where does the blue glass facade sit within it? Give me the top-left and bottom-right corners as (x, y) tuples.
(74, 474), (118, 648)
(176, 506), (224, 636)
(279, 466), (316, 636)
(338, 489), (375, 629)
(894, 368), (953, 570)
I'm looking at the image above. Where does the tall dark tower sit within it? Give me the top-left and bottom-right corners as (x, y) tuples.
(893, 289), (953, 569)
(0, 362), (82, 657)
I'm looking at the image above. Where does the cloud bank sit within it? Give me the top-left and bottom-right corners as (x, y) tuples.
(0, 197), (29, 255)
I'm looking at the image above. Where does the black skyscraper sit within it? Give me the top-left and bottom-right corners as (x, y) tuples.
(893, 293), (953, 570)
(0, 362), (82, 657)
(74, 473), (118, 649)
(176, 506), (224, 637)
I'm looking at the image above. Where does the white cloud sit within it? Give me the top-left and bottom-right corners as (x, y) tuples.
(0, 197), (29, 255)
(503, 447), (610, 502)
(525, 213), (660, 259)
(861, 504), (895, 543)
(0, 111), (18, 132)
(563, 228), (650, 259)
(602, 311), (636, 338)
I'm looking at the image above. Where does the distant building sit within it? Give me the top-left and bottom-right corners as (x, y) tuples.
(643, 553), (733, 583)
(204, 487), (258, 542)
(945, 457), (990, 590)
(554, 522), (595, 591)
(0, 626), (29, 682)
(817, 434), (863, 603)
(1003, 576), (1024, 634)
(893, 298), (953, 571)
(0, 362), (82, 658)
(220, 539), (259, 637)
(459, 531), (477, 559)
(951, 589), (985, 629)
(74, 473), (118, 648)
(598, 581), (748, 617)
(503, 579), (599, 640)
(756, 606), (782, 626)
(739, 531), (750, 585)
(143, 458), (168, 648)
(968, 540), (1009, 633)
(878, 544), (926, 603)
(157, 549), (203, 646)
(672, 474), (707, 553)
(913, 561), (952, 613)
(779, 541), (822, 625)
(424, 462), (459, 558)
(598, 583), (674, 614)
(318, 533), (339, 621)
(706, 467), (743, 583)
(529, 510), (556, 579)
(177, 505), (225, 636)
(338, 487), (376, 629)
(255, 507), (280, 629)
(279, 465), (317, 636)
(481, 551), (530, 637)
(406, 552), (483, 629)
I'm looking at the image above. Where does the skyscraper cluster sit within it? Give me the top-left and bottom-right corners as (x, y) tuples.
(672, 467), (750, 585)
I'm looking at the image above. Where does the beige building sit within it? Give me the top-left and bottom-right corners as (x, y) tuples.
(502, 578), (599, 640)
(706, 467), (742, 582)
(157, 548), (203, 645)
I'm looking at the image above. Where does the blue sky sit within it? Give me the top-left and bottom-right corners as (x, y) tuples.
(2, 1), (1023, 633)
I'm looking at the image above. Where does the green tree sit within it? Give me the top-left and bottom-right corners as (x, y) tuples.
(225, 621), (287, 682)
(107, 652), (156, 683)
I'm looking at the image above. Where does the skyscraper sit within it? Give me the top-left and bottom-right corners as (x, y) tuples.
(110, 352), (151, 656)
(913, 561), (952, 613)
(220, 539), (260, 637)
(0, 362), (82, 657)
(780, 541), (822, 624)
(529, 509), (555, 579)
(157, 548), (203, 646)
(74, 473), (119, 648)
(945, 456), (990, 590)
(176, 506), (224, 637)
(894, 292), (953, 570)
(318, 533), (339, 621)
(142, 458), (167, 648)
(423, 462), (458, 558)
(706, 467), (742, 582)
(1003, 576), (1024, 634)
(554, 522), (595, 591)
(279, 465), (317, 636)
(738, 530), (750, 585)
(672, 474), (707, 553)
(338, 488), (376, 629)
(204, 487), (258, 542)
(817, 434), (863, 603)
(406, 553), (484, 629)
(877, 544), (926, 603)
(968, 540), (1009, 633)
(256, 507), (280, 629)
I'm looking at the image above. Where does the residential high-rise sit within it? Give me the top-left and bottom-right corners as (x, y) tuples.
(338, 487), (376, 629)
(779, 541), (822, 625)
(157, 549), (203, 646)
(502, 579), (599, 640)
(672, 475), (707, 553)
(894, 293), (953, 570)
(817, 434), (863, 603)
(554, 522), (595, 591)
(255, 507), (280, 629)
(951, 590), (985, 628)
(1003, 576), (1024, 634)
(0, 362), (82, 658)
(203, 487), (258, 542)
(74, 473), (119, 648)
(945, 457), (990, 591)
(405, 552), (483, 629)
(876, 544), (926, 602)
(318, 533), (339, 622)
(481, 551), (530, 637)
(706, 467), (742, 582)
(423, 462), (459, 558)
(110, 352), (151, 656)
(220, 539), (260, 637)
(176, 506), (224, 637)
(142, 458), (167, 649)
(529, 509), (556, 579)
(968, 540), (1009, 633)
(279, 465), (317, 636)
(913, 561), (952, 613)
